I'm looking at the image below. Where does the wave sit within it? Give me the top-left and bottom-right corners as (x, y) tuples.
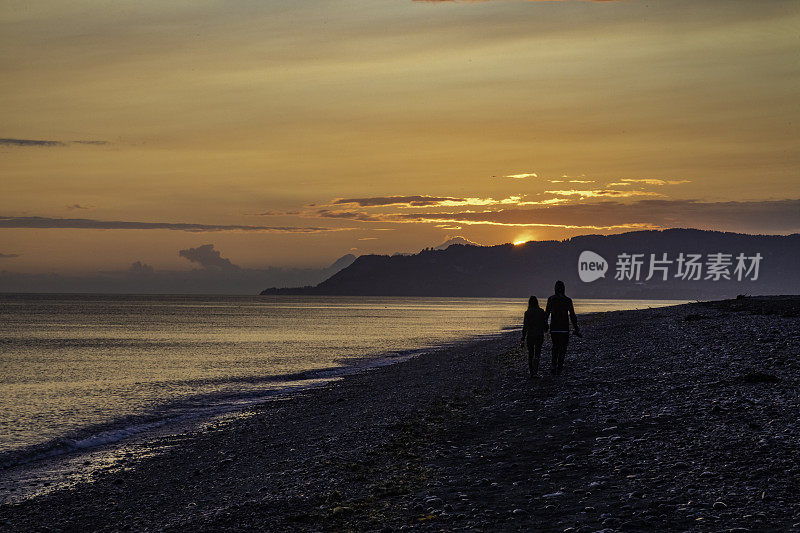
(0, 344), (458, 471)
(0, 322), (512, 476)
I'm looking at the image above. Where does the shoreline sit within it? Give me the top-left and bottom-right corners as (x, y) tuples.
(0, 298), (681, 490)
(1, 297), (798, 531)
(0, 331), (512, 505)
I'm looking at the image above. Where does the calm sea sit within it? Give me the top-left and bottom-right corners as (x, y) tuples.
(0, 294), (686, 465)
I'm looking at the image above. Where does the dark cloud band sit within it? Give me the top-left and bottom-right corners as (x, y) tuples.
(316, 199), (800, 234)
(0, 138), (65, 147)
(0, 138), (108, 147)
(0, 216), (348, 233)
(334, 195), (467, 207)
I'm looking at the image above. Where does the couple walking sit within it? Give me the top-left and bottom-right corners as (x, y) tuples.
(521, 280), (582, 378)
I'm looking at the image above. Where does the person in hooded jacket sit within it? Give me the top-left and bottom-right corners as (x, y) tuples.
(544, 280), (582, 375)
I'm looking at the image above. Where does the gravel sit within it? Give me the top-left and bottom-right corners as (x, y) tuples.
(0, 296), (798, 532)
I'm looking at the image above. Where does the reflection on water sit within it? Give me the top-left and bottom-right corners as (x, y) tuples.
(0, 294), (686, 460)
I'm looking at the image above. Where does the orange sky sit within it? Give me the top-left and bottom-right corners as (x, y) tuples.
(1, 0), (798, 274)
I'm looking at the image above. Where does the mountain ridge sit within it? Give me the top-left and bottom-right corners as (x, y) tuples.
(260, 229), (800, 299)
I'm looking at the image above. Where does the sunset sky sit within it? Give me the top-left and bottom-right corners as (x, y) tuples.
(2, 0), (798, 278)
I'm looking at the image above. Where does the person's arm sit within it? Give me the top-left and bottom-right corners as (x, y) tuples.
(569, 299), (581, 336)
(521, 312), (528, 345)
(544, 298), (551, 328)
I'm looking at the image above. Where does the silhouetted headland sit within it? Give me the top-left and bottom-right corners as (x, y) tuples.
(261, 229), (800, 299)
(2, 295), (798, 530)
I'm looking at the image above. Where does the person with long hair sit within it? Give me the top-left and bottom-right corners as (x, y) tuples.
(521, 295), (547, 378)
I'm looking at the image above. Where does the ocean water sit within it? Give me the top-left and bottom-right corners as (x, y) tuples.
(0, 294), (686, 465)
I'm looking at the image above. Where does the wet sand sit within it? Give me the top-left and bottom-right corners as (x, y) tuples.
(1, 296), (799, 531)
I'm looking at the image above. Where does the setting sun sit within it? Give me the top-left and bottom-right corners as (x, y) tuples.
(513, 239), (528, 246)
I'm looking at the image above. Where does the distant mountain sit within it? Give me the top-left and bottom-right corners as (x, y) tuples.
(261, 229), (800, 299)
(327, 253), (357, 272)
(433, 236), (482, 250)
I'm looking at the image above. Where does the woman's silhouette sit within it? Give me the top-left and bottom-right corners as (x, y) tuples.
(521, 296), (547, 378)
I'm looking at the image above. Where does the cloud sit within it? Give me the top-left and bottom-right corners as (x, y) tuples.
(309, 199), (800, 234)
(405, 213), (649, 230)
(331, 195), (547, 209)
(550, 177), (684, 186)
(0, 253), (20, 259)
(0, 138), (65, 147)
(315, 207), (639, 230)
(316, 210), (386, 222)
(501, 172), (538, 179)
(128, 261), (155, 275)
(66, 204), (92, 210)
(179, 244), (240, 271)
(253, 210), (301, 216)
(334, 195), (468, 207)
(619, 179), (692, 186)
(545, 189), (663, 198)
(0, 138), (108, 147)
(0, 216), (349, 233)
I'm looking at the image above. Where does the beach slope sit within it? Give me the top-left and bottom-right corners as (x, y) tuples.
(1, 296), (799, 531)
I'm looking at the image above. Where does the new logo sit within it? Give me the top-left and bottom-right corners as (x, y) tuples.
(578, 250), (608, 282)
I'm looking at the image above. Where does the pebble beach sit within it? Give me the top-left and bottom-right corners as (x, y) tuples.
(1, 296), (799, 532)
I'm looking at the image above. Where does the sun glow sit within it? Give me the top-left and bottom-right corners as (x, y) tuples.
(513, 233), (535, 245)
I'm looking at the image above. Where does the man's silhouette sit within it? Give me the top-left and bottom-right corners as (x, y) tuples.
(544, 280), (581, 375)
(521, 296), (547, 378)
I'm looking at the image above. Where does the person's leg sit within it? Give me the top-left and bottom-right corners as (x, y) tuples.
(550, 333), (568, 375)
(527, 343), (534, 377)
(550, 334), (559, 374)
(556, 334), (569, 374)
(528, 337), (542, 376)
(534, 336), (542, 375)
